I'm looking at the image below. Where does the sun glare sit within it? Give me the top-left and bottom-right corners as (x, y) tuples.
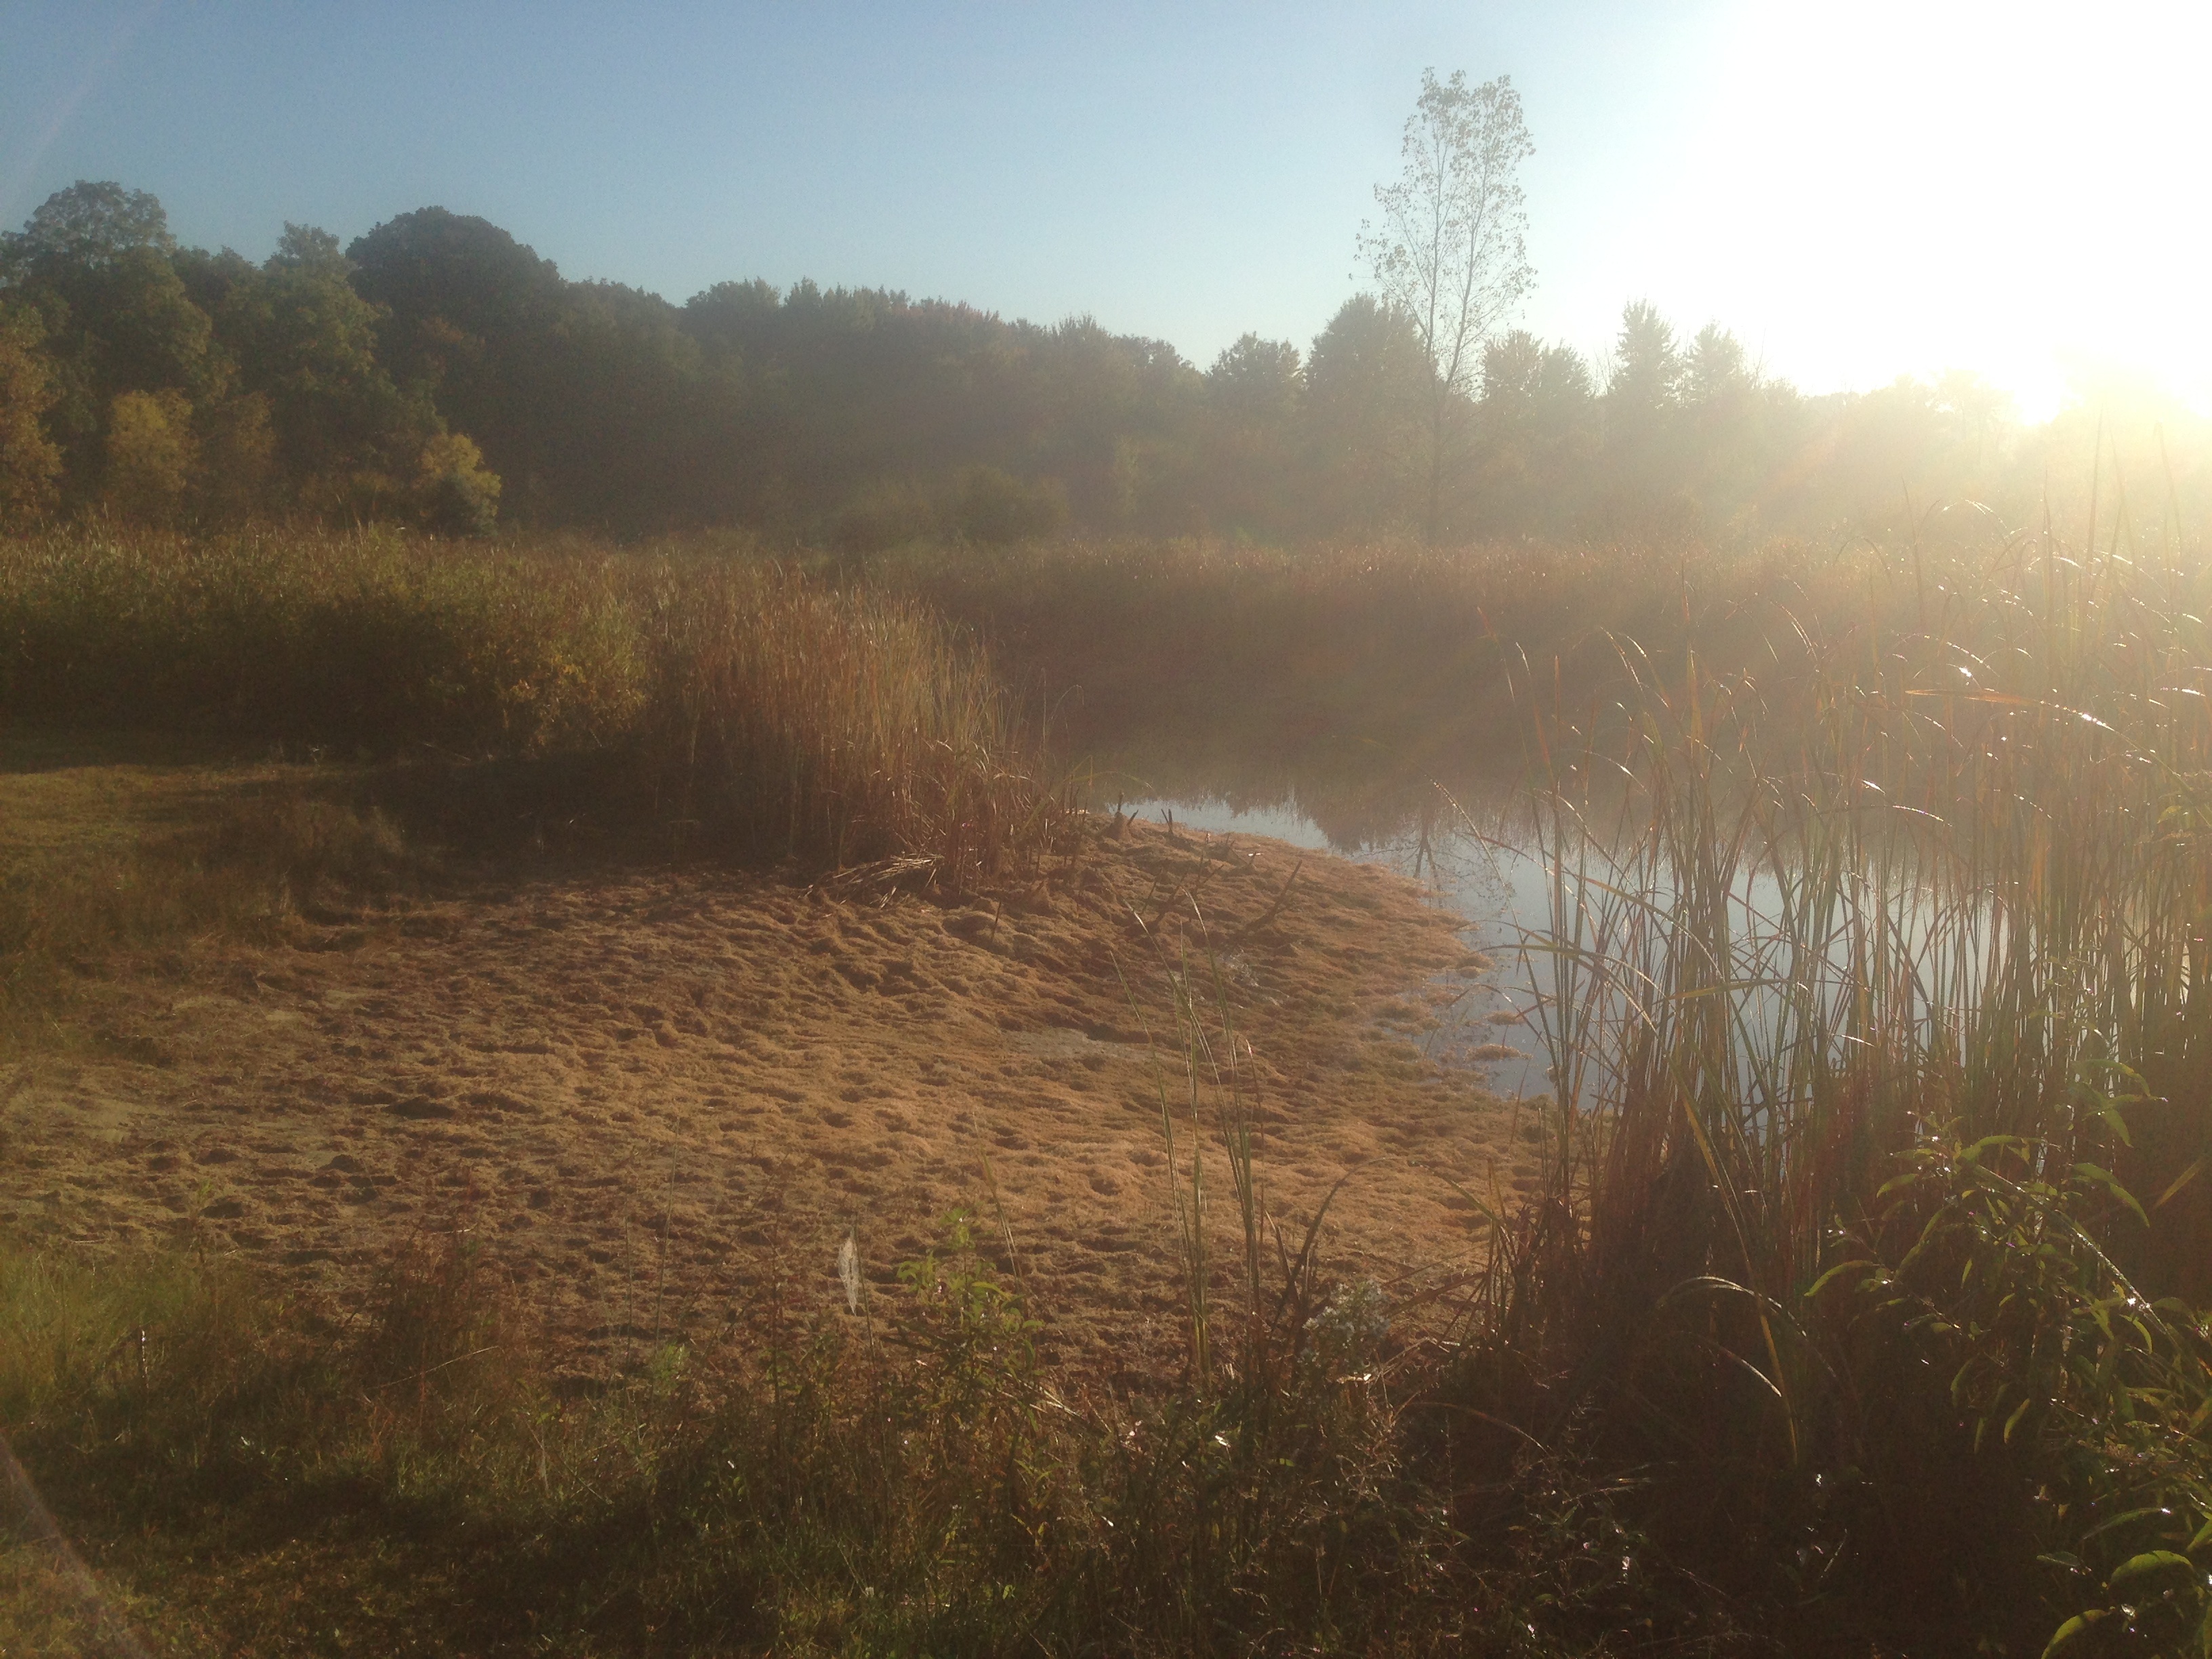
(1673, 1), (2212, 417)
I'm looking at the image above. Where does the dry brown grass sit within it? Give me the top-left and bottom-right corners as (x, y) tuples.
(0, 527), (1068, 891)
(1434, 511), (2212, 1654)
(637, 555), (1069, 886)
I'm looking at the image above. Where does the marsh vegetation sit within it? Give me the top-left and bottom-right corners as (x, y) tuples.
(4, 499), (2211, 1655)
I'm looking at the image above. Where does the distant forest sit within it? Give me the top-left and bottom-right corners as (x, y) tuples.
(0, 180), (2198, 546)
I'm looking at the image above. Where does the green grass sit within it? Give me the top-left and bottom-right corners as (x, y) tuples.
(0, 1208), (1481, 1656)
(0, 742), (426, 1045)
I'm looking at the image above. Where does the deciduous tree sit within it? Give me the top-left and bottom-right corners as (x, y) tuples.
(1, 182), (224, 504)
(1359, 70), (1534, 540)
(0, 302), (62, 522)
(1303, 295), (1427, 533)
(224, 223), (430, 505)
(415, 430), (501, 535)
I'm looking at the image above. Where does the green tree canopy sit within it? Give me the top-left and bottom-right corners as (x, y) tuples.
(222, 222), (431, 501)
(0, 181), (173, 281)
(0, 182), (222, 505)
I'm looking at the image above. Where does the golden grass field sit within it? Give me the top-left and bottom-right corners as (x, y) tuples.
(1, 741), (1521, 1385)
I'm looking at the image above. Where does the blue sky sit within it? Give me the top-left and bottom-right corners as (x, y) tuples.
(5, 2), (2207, 415)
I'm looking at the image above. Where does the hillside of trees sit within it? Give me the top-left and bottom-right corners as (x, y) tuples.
(0, 180), (2200, 546)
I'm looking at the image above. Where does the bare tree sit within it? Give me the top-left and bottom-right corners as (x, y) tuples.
(1359, 70), (1534, 541)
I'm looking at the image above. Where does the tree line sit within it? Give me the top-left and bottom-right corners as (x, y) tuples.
(0, 179), (2188, 546)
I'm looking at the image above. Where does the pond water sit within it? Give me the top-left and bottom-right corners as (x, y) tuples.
(1105, 763), (1982, 1113)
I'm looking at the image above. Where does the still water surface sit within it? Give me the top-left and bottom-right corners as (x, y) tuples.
(1110, 769), (1973, 1111)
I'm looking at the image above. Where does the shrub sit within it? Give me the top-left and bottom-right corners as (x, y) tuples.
(946, 464), (1068, 545)
(414, 431), (501, 537)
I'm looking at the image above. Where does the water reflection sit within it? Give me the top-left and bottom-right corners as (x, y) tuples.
(1092, 747), (1989, 1115)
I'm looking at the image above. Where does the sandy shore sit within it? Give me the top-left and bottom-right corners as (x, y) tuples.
(4, 814), (1532, 1380)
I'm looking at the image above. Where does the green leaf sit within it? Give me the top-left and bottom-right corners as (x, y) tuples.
(2003, 1395), (2034, 1443)
(1804, 1258), (1879, 1300)
(2073, 1164), (2150, 1227)
(2083, 1506), (2175, 1543)
(2043, 1609), (2105, 1658)
(2108, 1549), (2194, 1586)
(2156, 1160), (2204, 1210)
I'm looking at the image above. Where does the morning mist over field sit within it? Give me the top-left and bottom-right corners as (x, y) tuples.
(13, 7), (2212, 1657)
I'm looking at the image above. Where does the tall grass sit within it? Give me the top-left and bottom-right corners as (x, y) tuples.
(0, 526), (1064, 885)
(639, 556), (1065, 883)
(1450, 507), (2212, 1650)
(879, 531), (1889, 769)
(0, 1211), (1464, 1655)
(20, 516), (2212, 1650)
(0, 524), (647, 752)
